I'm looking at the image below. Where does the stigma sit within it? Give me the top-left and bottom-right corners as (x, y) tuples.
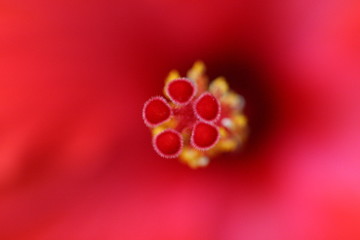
(142, 61), (248, 168)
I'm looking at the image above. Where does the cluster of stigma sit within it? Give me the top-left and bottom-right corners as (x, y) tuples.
(142, 61), (248, 168)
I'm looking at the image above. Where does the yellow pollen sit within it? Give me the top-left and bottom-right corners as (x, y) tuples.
(209, 76), (229, 96)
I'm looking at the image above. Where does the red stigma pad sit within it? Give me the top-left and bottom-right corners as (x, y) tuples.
(153, 130), (183, 158)
(191, 122), (219, 150)
(143, 97), (171, 127)
(166, 78), (195, 105)
(194, 92), (220, 122)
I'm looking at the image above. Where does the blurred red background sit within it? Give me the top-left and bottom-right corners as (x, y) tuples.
(0, 0), (360, 239)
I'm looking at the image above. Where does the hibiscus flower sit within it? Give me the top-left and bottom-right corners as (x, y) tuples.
(0, 0), (359, 239)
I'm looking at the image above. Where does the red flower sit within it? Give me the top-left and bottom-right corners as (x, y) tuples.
(0, 0), (360, 239)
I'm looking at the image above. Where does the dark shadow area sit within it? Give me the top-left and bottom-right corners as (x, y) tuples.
(205, 52), (278, 158)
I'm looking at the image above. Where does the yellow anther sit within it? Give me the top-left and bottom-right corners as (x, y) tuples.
(151, 119), (177, 136)
(151, 125), (167, 136)
(219, 127), (229, 138)
(218, 138), (238, 152)
(179, 147), (208, 168)
(165, 70), (180, 84)
(232, 114), (247, 129)
(209, 77), (229, 96)
(222, 92), (243, 109)
(187, 61), (206, 79)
